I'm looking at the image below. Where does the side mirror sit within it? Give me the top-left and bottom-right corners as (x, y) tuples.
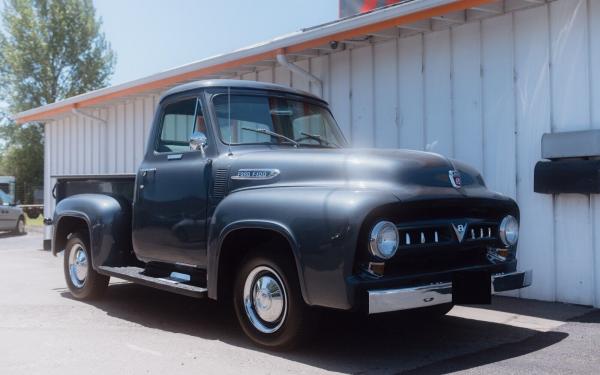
(189, 131), (208, 152)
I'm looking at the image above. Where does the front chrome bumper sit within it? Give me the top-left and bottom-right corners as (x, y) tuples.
(368, 270), (532, 314)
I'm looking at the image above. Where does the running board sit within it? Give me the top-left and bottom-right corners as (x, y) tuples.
(98, 266), (207, 298)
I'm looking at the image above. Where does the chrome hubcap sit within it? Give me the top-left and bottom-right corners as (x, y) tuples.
(243, 266), (287, 334)
(68, 244), (88, 288)
(17, 220), (24, 233)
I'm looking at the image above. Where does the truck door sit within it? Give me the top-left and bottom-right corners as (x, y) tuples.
(132, 95), (211, 266)
(0, 199), (10, 231)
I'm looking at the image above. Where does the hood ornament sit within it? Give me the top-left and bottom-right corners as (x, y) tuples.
(449, 170), (462, 188)
(452, 223), (468, 243)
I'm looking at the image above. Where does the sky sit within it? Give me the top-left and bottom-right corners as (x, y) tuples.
(92, 0), (339, 85)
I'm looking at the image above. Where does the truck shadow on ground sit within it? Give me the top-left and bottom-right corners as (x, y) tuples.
(61, 283), (572, 374)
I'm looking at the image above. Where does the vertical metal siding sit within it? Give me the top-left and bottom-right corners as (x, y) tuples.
(590, 0), (600, 307)
(397, 34), (425, 150)
(43, 0), (600, 307)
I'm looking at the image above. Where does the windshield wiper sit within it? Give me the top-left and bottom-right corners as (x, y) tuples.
(299, 132), (340, 148)
(242, 127), (299, 147)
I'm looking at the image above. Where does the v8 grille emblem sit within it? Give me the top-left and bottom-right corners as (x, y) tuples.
(452, 223), (468, 243)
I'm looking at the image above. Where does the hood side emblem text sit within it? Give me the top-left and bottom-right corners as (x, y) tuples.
(452, 223), (468, 243)
(449, 170), (462, 188)
(231, 168), (280, 180)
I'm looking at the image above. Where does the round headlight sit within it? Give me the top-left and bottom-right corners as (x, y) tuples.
(499, 215), (519, 246)
(369, 221), (399, 259)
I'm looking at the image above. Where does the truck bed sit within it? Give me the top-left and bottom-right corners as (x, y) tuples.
(52, 174), (136, 204)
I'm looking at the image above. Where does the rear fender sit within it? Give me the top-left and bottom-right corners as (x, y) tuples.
(53, 194), (132, 269)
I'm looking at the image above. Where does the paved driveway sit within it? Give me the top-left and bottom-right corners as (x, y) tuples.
(0, 232), (598, 374)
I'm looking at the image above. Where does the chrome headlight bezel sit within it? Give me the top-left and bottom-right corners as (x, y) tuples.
(499, 215), (519, 247)
(369, 221), (399, 260)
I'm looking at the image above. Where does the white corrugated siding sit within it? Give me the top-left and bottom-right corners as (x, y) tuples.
(45, 0), (600, 307)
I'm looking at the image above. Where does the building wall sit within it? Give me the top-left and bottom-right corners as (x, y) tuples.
(45, 0), (600, 307)
(43, 95), (159, 225)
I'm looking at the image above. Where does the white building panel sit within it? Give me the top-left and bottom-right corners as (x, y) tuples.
(351, 45), (375, 148)
(424, 29), (453, 156)
(329, 50), (352, 140)
(513, 5), (554, 302)
(397, 34), (425, 151)
(43, 0), (600, 307)
(591, 0), (600, 308)
(481, 13), (517, 200)
(374, 39), (398, 148)
(452, 22), (483, 173)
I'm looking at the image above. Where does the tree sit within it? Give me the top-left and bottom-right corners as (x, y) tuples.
(0, 114), (43, 203)
(0, 0), (115, 204)
(0, 0), (116, 112)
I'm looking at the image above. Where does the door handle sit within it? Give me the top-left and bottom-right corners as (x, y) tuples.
(140, 168), (156, 177)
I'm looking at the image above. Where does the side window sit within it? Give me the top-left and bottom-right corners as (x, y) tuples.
(157, 98), (206, 153)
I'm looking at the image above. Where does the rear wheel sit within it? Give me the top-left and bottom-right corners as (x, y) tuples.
(63, 233), (109, 299)
(233, 251), (314, 349)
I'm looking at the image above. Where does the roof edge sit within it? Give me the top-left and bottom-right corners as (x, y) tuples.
(15, 0), (493, 124)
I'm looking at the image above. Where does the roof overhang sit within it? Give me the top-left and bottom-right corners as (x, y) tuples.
(15, 0), (497, 124)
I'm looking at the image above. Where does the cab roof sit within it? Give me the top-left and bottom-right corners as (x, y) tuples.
(161, 79), (325, 103)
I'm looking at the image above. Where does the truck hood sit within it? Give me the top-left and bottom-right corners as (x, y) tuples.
(222, 148), (504, 201)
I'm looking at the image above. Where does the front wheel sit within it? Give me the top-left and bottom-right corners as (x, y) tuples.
(233, 252), (314, 349)
(63, 233), (109, 299)
(13, 217), (25, 235)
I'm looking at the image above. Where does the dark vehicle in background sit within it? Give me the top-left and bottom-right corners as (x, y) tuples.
(49, 80), (532, 349)
(0, 176), (25, 234)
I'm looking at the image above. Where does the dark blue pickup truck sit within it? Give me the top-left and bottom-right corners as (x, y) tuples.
(51, 80), (531, 349)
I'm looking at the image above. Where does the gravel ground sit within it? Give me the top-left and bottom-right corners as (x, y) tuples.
(0, 232), (598, 375)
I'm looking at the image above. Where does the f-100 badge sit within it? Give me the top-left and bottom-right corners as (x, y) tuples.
(231, 168), (280, 180)
(449, 170), (462, 188)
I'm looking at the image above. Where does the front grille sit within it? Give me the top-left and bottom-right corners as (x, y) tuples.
(465, 223), (498, 243)
(397, 224), (453, 247)
(383, 219), (502, 276)
(396, 220), (498, 249)
(356, 198), (517, 277)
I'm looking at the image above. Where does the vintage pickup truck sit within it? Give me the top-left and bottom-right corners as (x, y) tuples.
(51, 80), (531, 349)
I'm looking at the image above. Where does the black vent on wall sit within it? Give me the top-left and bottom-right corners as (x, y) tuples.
(213, 169), (229, 199)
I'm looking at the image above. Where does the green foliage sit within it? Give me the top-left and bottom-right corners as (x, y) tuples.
(0, 0), (115, 203)
(0, 0), (116, 112)
(0, 113), (43, 203)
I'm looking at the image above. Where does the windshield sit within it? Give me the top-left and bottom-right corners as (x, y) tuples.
(213, 94), (345, 148)
(0, 190), (13, 206)
(0, 183), (14, 206)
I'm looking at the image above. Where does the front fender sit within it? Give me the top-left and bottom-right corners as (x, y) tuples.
(53, 194), (132, 269)
(207, 186), (398, 309)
